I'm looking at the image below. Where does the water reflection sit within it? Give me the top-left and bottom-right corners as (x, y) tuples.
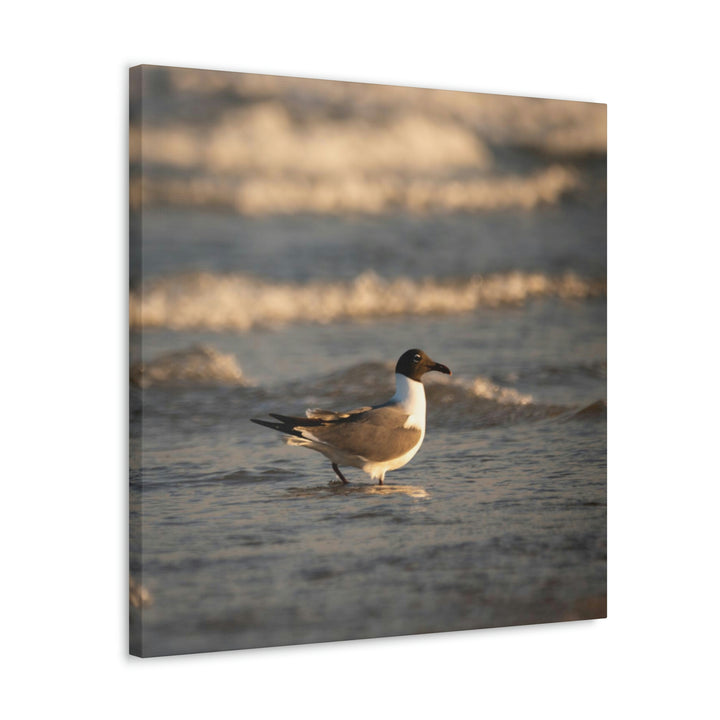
(285, 484), (430, 499)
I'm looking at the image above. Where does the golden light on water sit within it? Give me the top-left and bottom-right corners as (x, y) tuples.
(286, 484), (430, 499)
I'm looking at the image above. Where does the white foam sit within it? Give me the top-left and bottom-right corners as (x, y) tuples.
(130, 344), (246, 387)
(130, 270), (604, 331)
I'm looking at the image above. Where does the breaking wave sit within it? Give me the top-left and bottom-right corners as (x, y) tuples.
(131, 104), (493, 177)
(130, 270), (605, 331)
(130, 344), (248, 387)
(467, 376), (533, 405)
(133, 347), (537, 412)
(130, 68), (604, 215)
(156, 69), (607, 157)
(132, 165), (580, 215)
(132, 346), (606, 429)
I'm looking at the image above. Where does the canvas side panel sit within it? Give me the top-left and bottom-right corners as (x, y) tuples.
(128, 65), (145, 658)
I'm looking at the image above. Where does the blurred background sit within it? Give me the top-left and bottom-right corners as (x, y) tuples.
(130, 66), (605, 339)
(130, 67), (605, 217)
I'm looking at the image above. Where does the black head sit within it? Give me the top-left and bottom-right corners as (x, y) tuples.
(395, 349), (452, 382)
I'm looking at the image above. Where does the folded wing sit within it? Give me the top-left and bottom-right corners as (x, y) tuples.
(299, 406), (421, 462)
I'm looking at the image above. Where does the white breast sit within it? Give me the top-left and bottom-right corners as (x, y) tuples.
(390, 373), (427, 432)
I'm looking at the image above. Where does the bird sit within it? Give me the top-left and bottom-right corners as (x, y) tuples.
(251, 349), (451, 485)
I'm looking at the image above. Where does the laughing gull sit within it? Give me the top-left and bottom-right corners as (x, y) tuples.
(251, 349), (451, 485)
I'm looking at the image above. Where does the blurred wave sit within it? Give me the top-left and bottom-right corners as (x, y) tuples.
(131, 345), (583, 418)
(129, 270), (605, 331)
(130, 344), (248, 387)
(129, 577), (153, 608)
(130, 66), (605, 216)
(133, 345), (543, 426)
(132, 165), (579, 215)
(131, 104), (493, 175)
(136, 67), (607, 156)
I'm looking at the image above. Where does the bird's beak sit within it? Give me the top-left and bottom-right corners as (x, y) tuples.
(431, 361), (451, 375)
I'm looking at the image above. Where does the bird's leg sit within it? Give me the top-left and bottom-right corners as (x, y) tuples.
(331, 463), (349, 485)
(378, 474), (384, 486)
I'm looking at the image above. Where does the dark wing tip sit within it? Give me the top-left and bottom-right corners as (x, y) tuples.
(270, 412), (327, 427)
(250, 417), (280, 429)
(250, 416), (305, 438)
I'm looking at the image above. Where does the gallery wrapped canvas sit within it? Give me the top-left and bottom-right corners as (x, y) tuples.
(130, 65), (606, 657)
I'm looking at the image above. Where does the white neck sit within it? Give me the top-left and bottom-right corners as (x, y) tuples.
(391, 373), (426, 430)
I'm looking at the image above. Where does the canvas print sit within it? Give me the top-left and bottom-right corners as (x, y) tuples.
(129, 65), (606, 657)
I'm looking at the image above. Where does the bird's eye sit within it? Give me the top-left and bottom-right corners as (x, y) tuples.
(413, 353), (421, 363)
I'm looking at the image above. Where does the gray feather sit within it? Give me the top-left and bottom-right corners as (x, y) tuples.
(302, 406), (420, 462)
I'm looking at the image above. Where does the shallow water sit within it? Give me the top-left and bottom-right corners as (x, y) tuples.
(131, 382), (605, 655)
(130, 264), (606, 656)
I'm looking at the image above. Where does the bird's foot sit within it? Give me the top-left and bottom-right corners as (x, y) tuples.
(331, 463), (350, 485)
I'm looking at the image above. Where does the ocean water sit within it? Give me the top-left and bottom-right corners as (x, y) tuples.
(130, 67), (606, 657)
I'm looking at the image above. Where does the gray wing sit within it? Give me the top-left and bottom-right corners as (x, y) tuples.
(303, 405), (421, 462)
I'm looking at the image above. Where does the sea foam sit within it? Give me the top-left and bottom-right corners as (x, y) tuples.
(130, 270), (605, 331)
(130, 344), (247, 387)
